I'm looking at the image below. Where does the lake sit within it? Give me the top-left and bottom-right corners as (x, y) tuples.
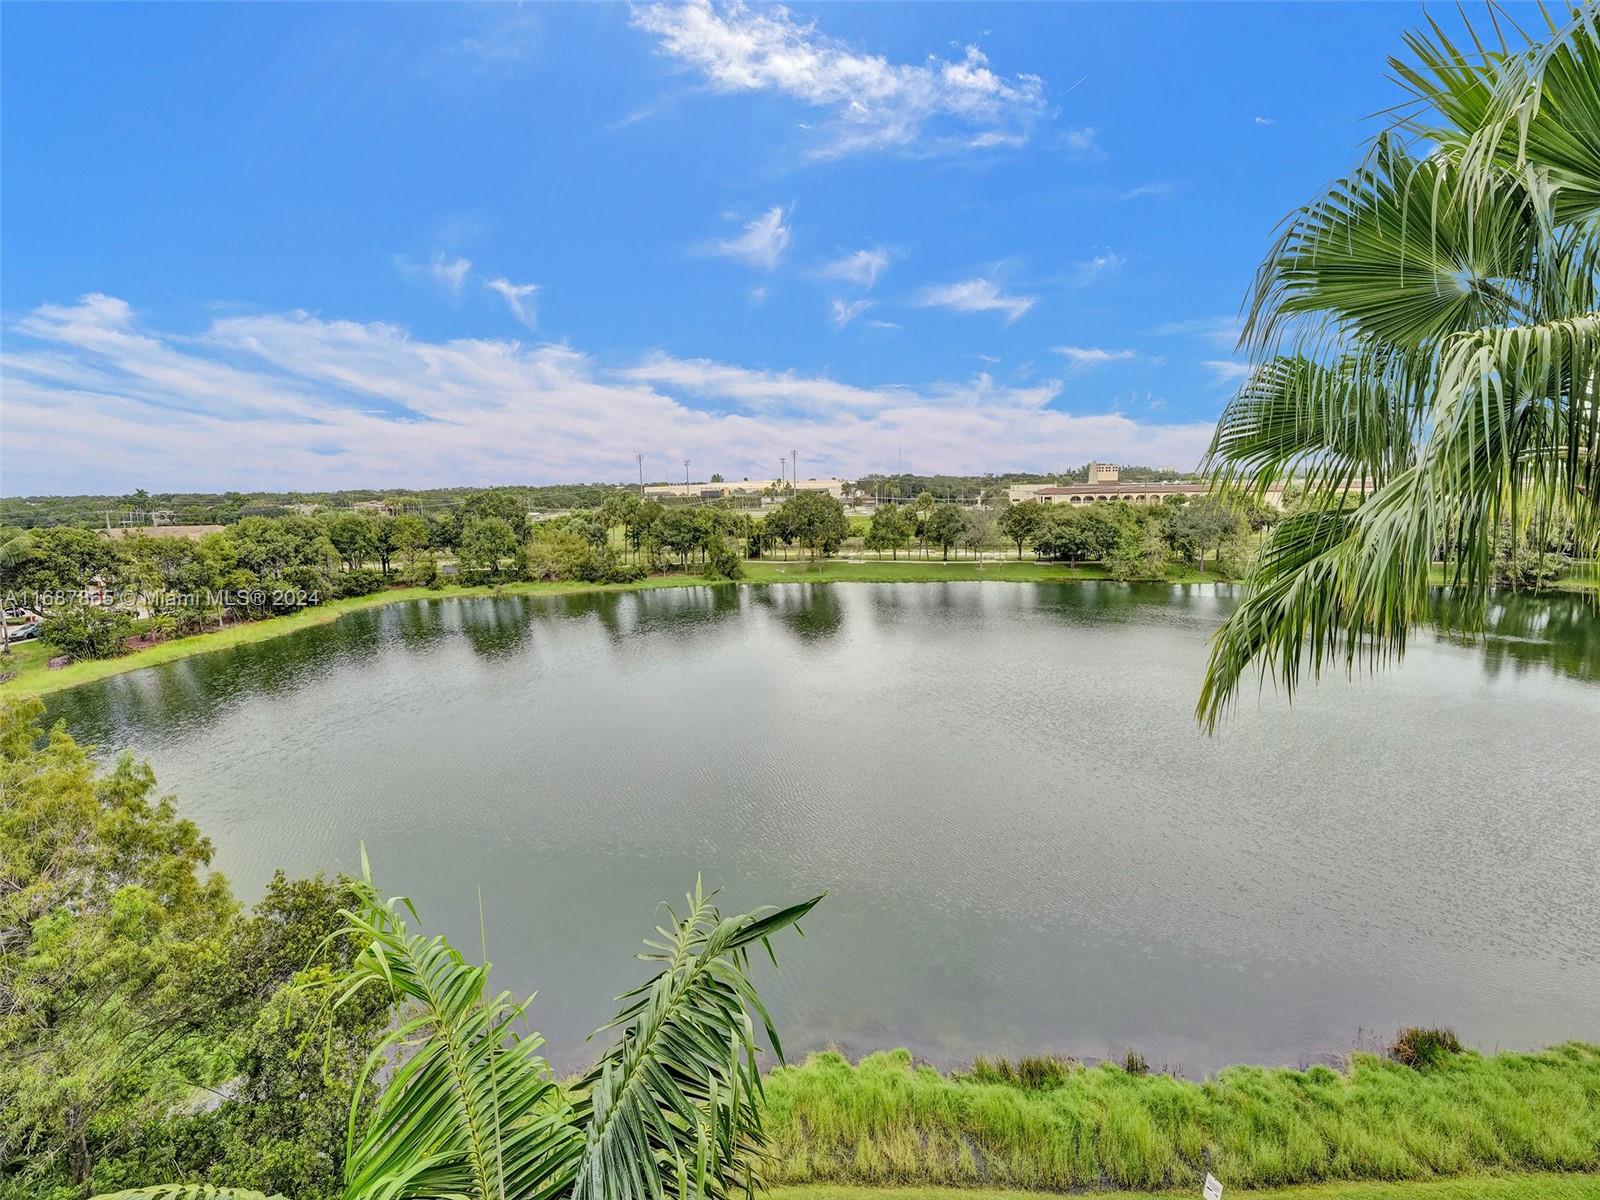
(42, 581), (1600, 1075)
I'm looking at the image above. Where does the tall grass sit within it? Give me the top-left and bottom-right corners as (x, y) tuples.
(763, 1043), (1600, 1192)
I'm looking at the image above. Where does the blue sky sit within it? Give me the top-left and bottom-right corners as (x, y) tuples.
(0, 2), (1504, 494)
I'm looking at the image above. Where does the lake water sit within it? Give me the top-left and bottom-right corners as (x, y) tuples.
(42, 582), (1600, 1075)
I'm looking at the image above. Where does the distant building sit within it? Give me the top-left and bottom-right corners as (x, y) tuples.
(644, 477), (844, 500)
(1005, 481), (1211, 507)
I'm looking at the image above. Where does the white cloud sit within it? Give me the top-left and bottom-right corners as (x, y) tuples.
(1254, 115), (1276, 126)
(917, 277), (1036, 323)
(705, 205), (791, 270)
(829, 298), (874, 328)
(395, 251), (473, 299)
(485, 277), (539, 329)
(1119, 182), (1173, 200)
(1202, 360), (1254, 383)
(819, 246), (890, 289)
(632, 0), (1047, 157)
(1073, 251), (1124, 287)
(1061, 126), (1101, 157)
(1, 293), (1216, 493)
(1055, 345), (1136, 370)
(1158, 315), (1242, 347)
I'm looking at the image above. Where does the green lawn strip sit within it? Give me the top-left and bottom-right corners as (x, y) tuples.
(772, 1173), (1600, 1200)
(763, 1046), (1600, 1192)
(0, 562), (1215, 698)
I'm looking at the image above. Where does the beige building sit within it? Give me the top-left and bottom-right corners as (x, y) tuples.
(644, 477), (844, 500)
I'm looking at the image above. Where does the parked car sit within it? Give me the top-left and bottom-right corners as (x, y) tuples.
(6, 623), (41, 642)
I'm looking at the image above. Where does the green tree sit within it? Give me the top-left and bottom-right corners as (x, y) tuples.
(961, 509), (994, 559)
(0, 699), (238, 1194)
(1169, 499), (1242, 573)
(780, 491), (849, 561)
(457, 517), (520, 582)
(863, 505), (910, 560)
(925, 504), (965, 560)
(1105, 521), (1170, 582)
(460, 490), (529, 536)
(996, 502), (1044, 559)
(1200, 14), (1600, 726)
(319, 514), (379, 574)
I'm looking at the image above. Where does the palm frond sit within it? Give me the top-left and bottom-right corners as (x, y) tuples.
(1204, 349), (1420, 498)
(327, 873), (583, 1200)
(1244, 135), (1536, 356)
(569, 882), (822, 1200)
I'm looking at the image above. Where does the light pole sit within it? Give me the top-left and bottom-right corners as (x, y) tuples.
(636, 453), (644, 498)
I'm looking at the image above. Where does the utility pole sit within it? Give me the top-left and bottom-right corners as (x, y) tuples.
(778, 458), (785, 489)
(791, 449), (798, 487)
(683, 459), (691, 485)
(636, 453), (644, 498)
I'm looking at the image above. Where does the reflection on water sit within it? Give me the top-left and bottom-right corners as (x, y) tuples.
(42, 582), (1600, 1075)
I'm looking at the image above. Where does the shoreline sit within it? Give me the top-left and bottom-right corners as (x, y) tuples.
(0, 559), (1223, 699)
(2, 555), (1591, 700)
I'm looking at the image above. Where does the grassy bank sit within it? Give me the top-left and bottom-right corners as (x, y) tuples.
(0, 560), (1220, 698)
(775, 1174), (1600, 1199)
(763, 1046), (1600, 1193)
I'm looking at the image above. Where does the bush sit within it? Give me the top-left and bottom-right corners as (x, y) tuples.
(1389, 1026), (1462, 1069)
(704, 540), (744, 581)
(602, 561), (647, 584)
(401, 556), (442, 589)
(333, 568), (387, 598)
(40, 603), (136, 659)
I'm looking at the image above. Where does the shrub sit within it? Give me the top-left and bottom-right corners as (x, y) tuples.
(41, 603), (136, 660)
(1121, 1048), (1150, 1075)
(1390, 1026), (1463, 1069)
(704, 540), (744, 581)
(603, 561), (647, 584)
(334, 568), (387, 598)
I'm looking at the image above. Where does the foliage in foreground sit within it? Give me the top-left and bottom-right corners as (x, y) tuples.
(762, 1045), (1600, 1192)
(1200, 8), (1600, 725)
(92, 870), (819, 1200)
(0, 699), (384, 1200)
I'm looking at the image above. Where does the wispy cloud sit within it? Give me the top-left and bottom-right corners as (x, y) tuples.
(1253, 115), (1276, 126)
(1157, 315), (1242, 347)
(1119, 182), (1173, 200)
(1073, 251), (1124, 287)
(1202, 359), (1253, 383)
(3, 293), (1215, 492)
(819, 245), (891, 289)
(632, 0), (1047, 158)
(917, 277), (1036, 323)
(1061, 126), (1102, 158)
(704, 205), (791, 270)
(829, 298), (874, 328)
(485, 277), (538, 329)
(395, 251), (472, 299)
(1055, 345), (1136, 370)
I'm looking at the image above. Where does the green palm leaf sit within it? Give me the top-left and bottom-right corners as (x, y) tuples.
(1201, 8), (1600, 727)
(569, 881), (821, 1200)
(327, 871), (584, 1200)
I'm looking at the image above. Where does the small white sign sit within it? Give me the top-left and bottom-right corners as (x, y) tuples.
(1203, 1174), (1224, 1200)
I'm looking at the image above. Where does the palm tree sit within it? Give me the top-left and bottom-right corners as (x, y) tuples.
(1199, 8), (1599, 728)
(98, 871), (821, 1200)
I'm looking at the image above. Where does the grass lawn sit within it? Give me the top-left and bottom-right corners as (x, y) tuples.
(774, 1174), (1600, 1199)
